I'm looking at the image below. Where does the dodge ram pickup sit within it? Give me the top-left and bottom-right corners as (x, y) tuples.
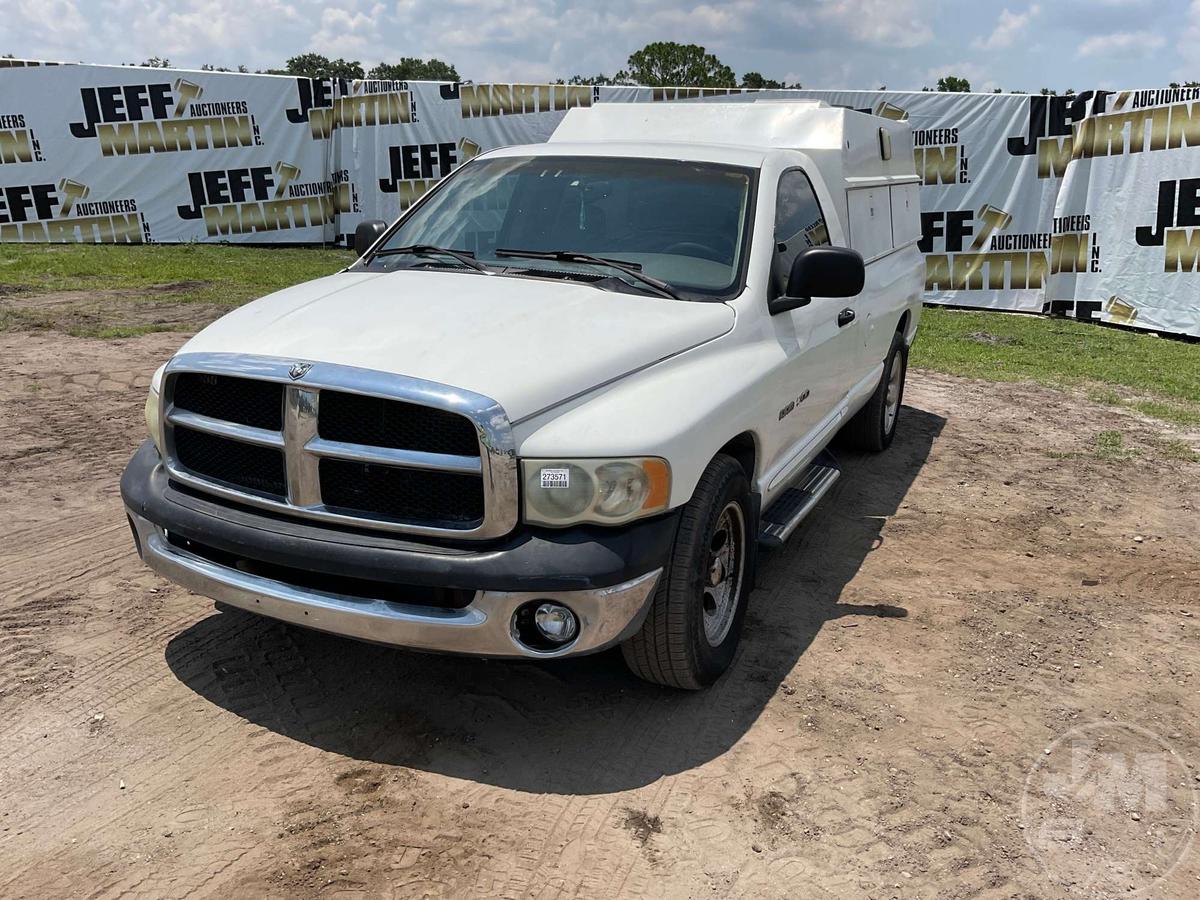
(121, 100), (923, 689)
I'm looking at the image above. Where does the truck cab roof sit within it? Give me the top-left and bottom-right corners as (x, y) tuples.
(539, 100), (916, 184)
(484, 139), (770, 169)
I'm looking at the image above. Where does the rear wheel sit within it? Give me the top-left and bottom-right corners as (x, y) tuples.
(841, 331), (908, 452)
(621, 455), (751, 689)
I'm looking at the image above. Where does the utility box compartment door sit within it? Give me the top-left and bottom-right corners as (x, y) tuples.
(847, 186), (894, 262)
(890, 182), (921, 248)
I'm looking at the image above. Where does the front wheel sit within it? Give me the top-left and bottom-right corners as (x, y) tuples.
(621, 455), (752, 690)
(841, 331), (908, 452)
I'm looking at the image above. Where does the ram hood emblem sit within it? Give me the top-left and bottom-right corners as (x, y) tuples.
(288, 362), (313, 380)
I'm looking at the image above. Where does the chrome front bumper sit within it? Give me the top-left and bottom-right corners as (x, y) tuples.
(127, 510), (661, 659)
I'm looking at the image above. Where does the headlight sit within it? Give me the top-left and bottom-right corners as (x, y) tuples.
(145, 364), (166, 455)
(522, 457), (671, 527)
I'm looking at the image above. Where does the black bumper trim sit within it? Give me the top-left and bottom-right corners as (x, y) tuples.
(121, 440), (679, 593)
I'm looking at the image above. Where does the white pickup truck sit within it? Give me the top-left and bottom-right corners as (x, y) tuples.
(122, 100), (923, 689)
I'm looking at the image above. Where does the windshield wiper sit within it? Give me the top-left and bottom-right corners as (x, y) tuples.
(494, 248), (682, 300)
(372, 244), (491, 274)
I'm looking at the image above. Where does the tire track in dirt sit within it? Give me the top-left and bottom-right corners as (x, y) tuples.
(0, 617), (311, 899)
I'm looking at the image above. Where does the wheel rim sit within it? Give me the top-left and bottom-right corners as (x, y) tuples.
(702, 501), (746, 647)
(884, 352), (904, 434)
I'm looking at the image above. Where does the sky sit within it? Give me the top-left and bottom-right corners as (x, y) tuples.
(6, 0), (1198, 92)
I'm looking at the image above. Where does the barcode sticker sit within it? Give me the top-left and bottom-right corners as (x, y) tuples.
(540, 468), (570, 489)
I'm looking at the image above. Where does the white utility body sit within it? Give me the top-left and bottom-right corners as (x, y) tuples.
(123, 100), (923, 689)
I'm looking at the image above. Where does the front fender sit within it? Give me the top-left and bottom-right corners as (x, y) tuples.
(512, 338), (783, 510)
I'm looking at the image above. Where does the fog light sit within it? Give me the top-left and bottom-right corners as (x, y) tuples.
(534, 603), (578, 643)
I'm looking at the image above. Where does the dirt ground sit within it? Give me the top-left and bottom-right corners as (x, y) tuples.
(0, 283), (226, 335)
(1, 328), (1198, 899)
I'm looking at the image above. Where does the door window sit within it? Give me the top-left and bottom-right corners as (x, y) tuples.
(772, 170), (830, 298)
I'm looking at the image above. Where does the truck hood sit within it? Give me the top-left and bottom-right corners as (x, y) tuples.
(179, 270), (735, 422)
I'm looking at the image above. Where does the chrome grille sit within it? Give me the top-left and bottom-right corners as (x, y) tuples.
(317, 390), (480, 457)
(160, 354), (518, 539)
(174, 427), (287, 498)
(319, 458), (484, 522)
(173, 373), (284, 430)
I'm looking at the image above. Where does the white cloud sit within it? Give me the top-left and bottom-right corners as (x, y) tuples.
(310, 4), (385, 57)
(813, 0), (934, 49)
(1179, 1), (1200, 76)
(8, 0), (92, 60)
(1077, 30), (1166, 58)
(0, 1), (1179, 93)
(972, 5), (1039, 51)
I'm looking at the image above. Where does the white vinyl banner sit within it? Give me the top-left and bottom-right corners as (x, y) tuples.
(1, 62), (1198, 337)
(0, 62), (334, 244)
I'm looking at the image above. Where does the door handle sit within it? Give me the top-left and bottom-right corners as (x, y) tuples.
(837, 308), (856, 328)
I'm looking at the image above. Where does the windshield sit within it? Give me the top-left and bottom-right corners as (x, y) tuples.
(361, 155), (756, 300)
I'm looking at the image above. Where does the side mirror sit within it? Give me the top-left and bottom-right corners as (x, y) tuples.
(769, 246), (866, 315)
(354, 220), (389, 257)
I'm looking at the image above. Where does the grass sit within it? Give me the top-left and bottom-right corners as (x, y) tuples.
(86, 324), (184, 339)
(1126, 399), (1200, 426)
(1091, 429), (1138, 460)
(912, 308), (1200, 425)
(1153, 436), (1200, 463)
(1045, 429), (1173, 462)
(0, 243), (354, 307)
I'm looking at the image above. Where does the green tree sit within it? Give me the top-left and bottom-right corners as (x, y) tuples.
(741, 72), (782, 89)
(936, 75), (971, 92)
(558, 73), (628, 85)
(367, 57), (460, 81)
(617, 41), (736, 88)
(129, 56), (170, 68)
(283, 53), (364, 80)
(739, 72), (802, 90)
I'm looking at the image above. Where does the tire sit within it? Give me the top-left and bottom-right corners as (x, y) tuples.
(621, 455), (752, 690)
(840, 330), (908, 452)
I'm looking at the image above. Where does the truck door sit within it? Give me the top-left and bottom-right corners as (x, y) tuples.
(765, 169), (861, 477)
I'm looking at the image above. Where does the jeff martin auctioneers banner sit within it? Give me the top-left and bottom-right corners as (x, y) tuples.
(1, 60), (1197, 337)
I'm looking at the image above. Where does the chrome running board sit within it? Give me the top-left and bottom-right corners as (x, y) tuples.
(758, 451), (841, 548)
